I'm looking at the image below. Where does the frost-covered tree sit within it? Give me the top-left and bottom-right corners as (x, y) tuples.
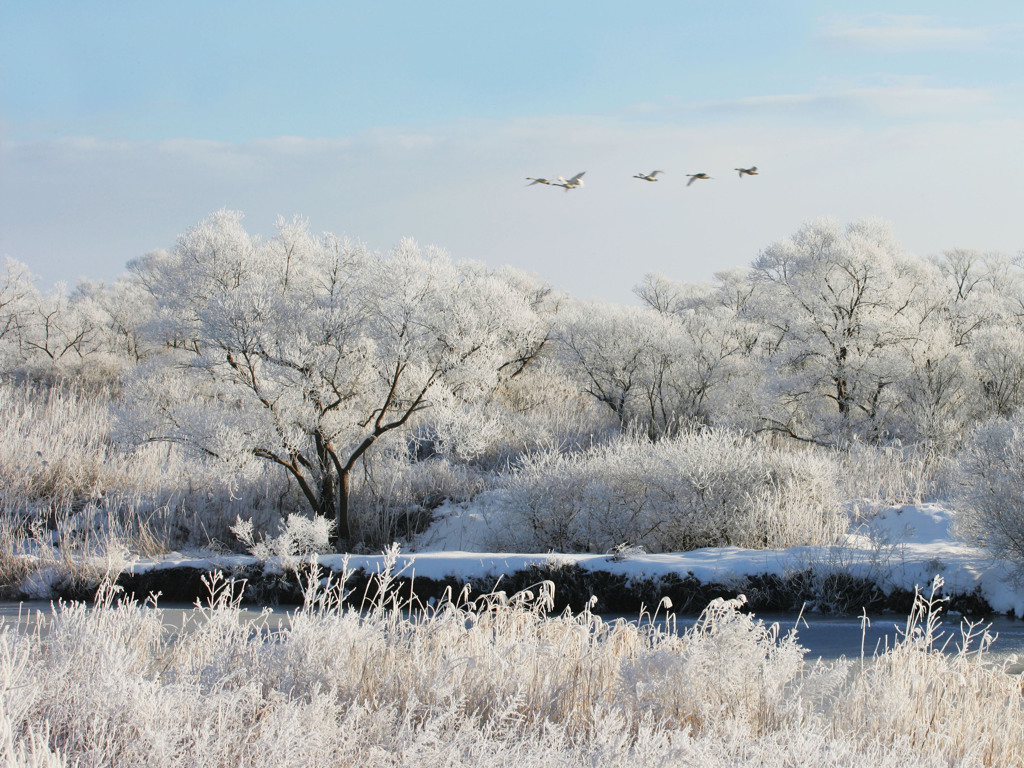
(634, 272), (697, 316)
(555, 301), (663, 431)
(930, 249), (1021, 344)
(1, 258), (145, 384)
(747, 218), (937, 443)
(75, 275), (157, 364)
(891, 321), (974, 445)
(635, 271), (760, 433)
(14, 283), (110, 376)
(0, 258), (35, 370)
(636, 268), (758, 318)
(123, 211), (547, 547)
(556, 293), (757, 438)
(971, 325), (1024, 417)
(926, 249), (1024, 422)
(0, 258), (33, 340)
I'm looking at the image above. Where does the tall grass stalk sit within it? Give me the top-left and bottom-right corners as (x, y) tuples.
(836, 577), (1023, 764)
(1, 565), (1019, 767)
(833, 441), (947, 512)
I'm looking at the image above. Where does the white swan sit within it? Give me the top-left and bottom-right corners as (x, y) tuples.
(633, 170), (663, 181)
(686, 173), (711, 186)
(554, 171), (586, 190)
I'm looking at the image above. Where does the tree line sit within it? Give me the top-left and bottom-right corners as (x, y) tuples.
(3, 211), (1023, 550)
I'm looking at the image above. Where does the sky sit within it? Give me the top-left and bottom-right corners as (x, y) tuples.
(1, 2), (1023, 305)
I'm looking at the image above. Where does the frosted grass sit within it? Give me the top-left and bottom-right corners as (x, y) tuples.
(1, 565), (1020, 768)
(483, 430), (847, 552)
(0, 382), (298, 568)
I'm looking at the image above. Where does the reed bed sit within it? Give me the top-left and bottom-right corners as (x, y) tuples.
(1, 563), (1020, 768)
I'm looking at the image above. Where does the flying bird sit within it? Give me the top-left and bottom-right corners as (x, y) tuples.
(633, 170), (664, 181)
(554, 171), (586, 190)
(526, 177), (552, 186)
(686, 173), (712, 186)
(735, 167), (758, 178)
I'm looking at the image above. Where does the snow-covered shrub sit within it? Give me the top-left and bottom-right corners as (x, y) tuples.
(483, 430), (844, 553)
(831, 578), (1024, 764)
(485, 360), (619, 459)
(617, 594), (807, 734)
(952, 416), (1024, 571)
(231, 514), (333, 564)
(0, 698), (65, 768)
(0, 380), (304, 584)
(415, 358), (618, 472)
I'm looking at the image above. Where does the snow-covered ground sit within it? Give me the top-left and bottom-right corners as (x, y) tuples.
(124, 502), (1024, 617)
(410, 501), (1024, 614)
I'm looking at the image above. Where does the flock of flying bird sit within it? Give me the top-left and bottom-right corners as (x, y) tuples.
(526, 166), (759, 189)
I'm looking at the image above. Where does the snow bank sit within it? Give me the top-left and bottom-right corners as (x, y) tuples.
(114, 503), (1024, 616)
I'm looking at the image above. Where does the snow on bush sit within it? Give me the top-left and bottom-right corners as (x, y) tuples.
(231, 513), (333, 564)
(833, 440), (944, 512)
(953, 415), (1024, 572)
(0, 704), (64, 768)
(830, 577), (1024, 765)
(483, 430), (845, 552)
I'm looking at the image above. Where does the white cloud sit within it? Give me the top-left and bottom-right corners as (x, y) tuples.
(647, 83), (996, 121)
(843, 85), (993, 115)
(822, 14), (1018, 51)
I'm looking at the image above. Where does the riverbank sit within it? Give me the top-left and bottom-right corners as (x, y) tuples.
(7, 504), (1019, 618)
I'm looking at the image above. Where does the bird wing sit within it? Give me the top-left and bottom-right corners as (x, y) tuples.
(687, 176), (697, 186)
(566, 172), (585, 184)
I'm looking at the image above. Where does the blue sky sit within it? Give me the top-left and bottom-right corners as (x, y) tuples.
(2, 2), (1023, 303)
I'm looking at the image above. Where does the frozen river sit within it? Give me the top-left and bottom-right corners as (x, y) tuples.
(2, 600), (1022, 672)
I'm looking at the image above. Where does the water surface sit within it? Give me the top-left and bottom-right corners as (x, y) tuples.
(3, 600), (1021, 672)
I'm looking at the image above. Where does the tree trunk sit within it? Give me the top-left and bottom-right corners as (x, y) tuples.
(315, 431), (339, 537)
(334, 470), (351, 550)
(836, 346), (850, 415)
(836, 376), (850, 415)
(319, 468), (336, 529)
